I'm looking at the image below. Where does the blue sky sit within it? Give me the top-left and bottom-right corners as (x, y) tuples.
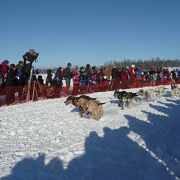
(0, 0), (180, 68)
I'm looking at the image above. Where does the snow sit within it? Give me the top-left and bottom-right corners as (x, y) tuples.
(0, 87), (180, 180)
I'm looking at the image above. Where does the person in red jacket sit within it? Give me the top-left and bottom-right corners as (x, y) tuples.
(101, 76), (109, 91)
(129, 64), (136, 87)
(121, 68), (129, 88)
(121, 68), (129, 81)
(129, 64), (136, 80)
(1, 60), (9, 84)
(72, 67), (80, 86)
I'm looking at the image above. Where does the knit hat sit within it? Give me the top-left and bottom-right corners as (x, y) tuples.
(3, 60), (9, 64)
(67, 62), (71, 66)
(10, 64), (16, 68)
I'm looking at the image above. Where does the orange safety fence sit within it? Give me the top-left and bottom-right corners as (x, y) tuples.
(0, 78), (179, 107)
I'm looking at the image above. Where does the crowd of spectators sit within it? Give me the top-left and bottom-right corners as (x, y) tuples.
(1, 52), (180, 89)
(43, 63), (180, 89)
(0, 49), (39, 87)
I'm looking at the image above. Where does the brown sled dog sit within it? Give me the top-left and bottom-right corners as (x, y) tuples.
(64, 95), (97, 107)
(76, 97), (105, 120)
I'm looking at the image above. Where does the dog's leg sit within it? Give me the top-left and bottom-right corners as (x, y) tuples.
(93, 110), (101, 120)
(79, 106), (85, 118)
(84, 110), (89, 118)
(79, 110), (84, 117)
(121, 100), (125, 110)
(118, 100), (121, 107)
(92, 111), (97, 120)
(127, 99), (132, 108)
(82, 105), (89, 118)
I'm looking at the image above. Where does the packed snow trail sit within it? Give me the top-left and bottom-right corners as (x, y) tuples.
(0, 89), (180, 180)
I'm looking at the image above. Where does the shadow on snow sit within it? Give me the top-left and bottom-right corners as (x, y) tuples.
(2, 99), (180, 180)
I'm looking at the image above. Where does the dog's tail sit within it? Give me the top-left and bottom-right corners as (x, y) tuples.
(98, 102), (106, 106)
(91, 98), (97, 100)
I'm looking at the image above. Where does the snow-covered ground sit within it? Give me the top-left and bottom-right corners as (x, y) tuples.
(0, 87), (180, 180)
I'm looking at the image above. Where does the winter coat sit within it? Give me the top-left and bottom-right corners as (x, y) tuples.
(130, 68), (135, 79)
(46, 74), (53, 86)
(79, 71), (88, 81)
(23, 52), (39, 74)
(1, 63), (9, 78)
(72, 69), (80, 85)
(121, 71), (129, 81)
(53, 69), (63, 87)
(0, 74), (3, 87)
(64, 67), (72, 79)
(85, 68), (92, 80)
(111, 68), (120, 79)
(54, 69), (63, 82)
(103, 67), (111, 80)
(135, 69), (142, 80)
(73, 74), (80, 85)
(6, 69), (18, 86)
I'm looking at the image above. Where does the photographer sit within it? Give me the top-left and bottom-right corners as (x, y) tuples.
(23, 49), (39, 83)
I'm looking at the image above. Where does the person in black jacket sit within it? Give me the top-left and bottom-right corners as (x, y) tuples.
(64, 63), (72, 87)
(53, 67), (63, 87)
(23, 49), (39, 83)
(46, 69), (54, 86)
(111, 66), (120, 79)
(6, 64), (18, 86)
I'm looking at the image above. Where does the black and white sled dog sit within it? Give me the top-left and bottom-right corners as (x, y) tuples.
(113, 90), (139, 109)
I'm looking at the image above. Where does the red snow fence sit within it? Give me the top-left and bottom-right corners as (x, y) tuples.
(0, 79), (179, 107)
